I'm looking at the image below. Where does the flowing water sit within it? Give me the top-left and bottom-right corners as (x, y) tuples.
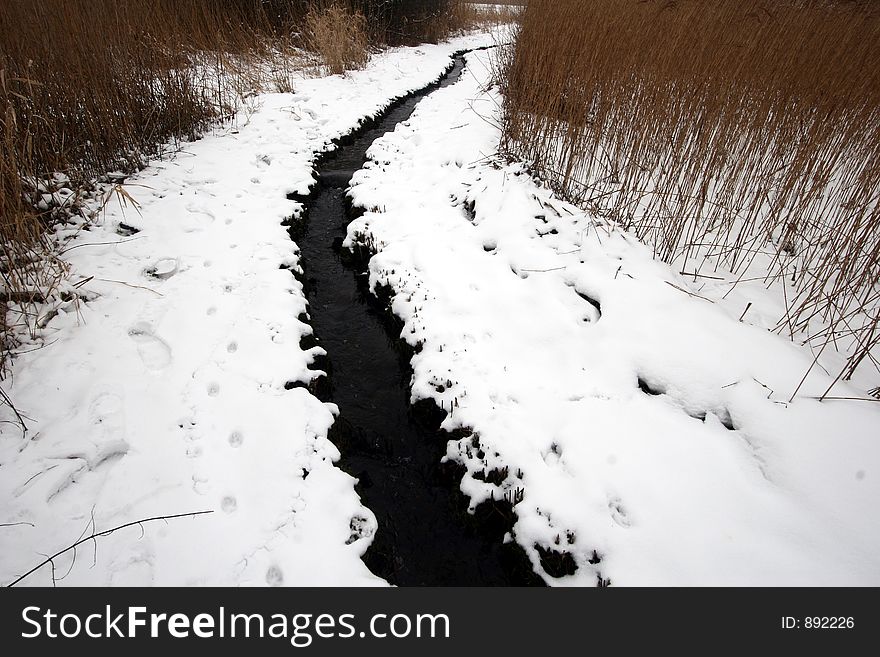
(290, 53), (542, 586)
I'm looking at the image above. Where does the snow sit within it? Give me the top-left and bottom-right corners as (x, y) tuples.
(346, 50), (880, 585)
(0, 32), (498, 587)
(4, 30), (878, 588)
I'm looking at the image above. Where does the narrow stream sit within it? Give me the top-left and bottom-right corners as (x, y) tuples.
(290, 54), (542, 585)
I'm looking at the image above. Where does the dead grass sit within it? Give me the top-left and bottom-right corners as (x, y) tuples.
(306, 2), (369, 75)
(0, 1), (317, 376)
(500, 0), (880, 381)
(443, 1), (522, 34)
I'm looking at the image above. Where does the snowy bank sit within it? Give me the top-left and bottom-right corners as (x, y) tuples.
(0, 32), (497, 587)
(346, 50), (880, 585)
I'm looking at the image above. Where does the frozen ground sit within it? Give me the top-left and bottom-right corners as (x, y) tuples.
(0, 33), (497, 587)
(346, 50), (880, 585)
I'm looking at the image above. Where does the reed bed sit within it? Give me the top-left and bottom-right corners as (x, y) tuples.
(306, 2), (369, 75)
(499, 0), (880, 382)
(444, 1), (523, 33)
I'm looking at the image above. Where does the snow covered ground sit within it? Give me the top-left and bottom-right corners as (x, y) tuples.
(4, 31), (878, 589)
(346, 50), (880, 585)
(0, 33), (497, 587)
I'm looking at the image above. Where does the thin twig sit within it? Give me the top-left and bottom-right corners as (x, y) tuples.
(665, 281), (714, 302)
(95, 278), (164, 297)
(802, 396), (880, 402)
(6, 510), (214, 587)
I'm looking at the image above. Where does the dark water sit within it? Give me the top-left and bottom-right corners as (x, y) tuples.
(291, 54), (543, 586)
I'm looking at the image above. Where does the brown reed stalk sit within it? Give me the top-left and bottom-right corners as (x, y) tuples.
(499, 0), (880, 382)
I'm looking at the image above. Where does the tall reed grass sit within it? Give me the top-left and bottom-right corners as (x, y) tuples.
(499, 0), (880, 382)
(306, 2), (370, 75)
(442, 1), (522, 34)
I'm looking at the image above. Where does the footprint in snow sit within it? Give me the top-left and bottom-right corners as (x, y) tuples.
(608, 497), (632, 528)
(144, 257), (179, 281)
(574, 289), (602, 322)
(192, 474), (209, 495)
(107, 546), (155, 586)
(128, 322), (172, 371)
(178, 417), (202, 459)
(45, 391), (130, 502)
(181, 204), (215, 233)
(266, 565), (284, 586)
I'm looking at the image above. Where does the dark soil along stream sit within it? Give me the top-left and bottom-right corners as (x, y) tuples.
(290, 54), (543, 585)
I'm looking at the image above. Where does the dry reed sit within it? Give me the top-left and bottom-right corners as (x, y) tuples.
(500, 0), (880, 382)
(443, 1), (522, 34)
(0, 1), (316, 375)
(306, 2), (369, 75)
